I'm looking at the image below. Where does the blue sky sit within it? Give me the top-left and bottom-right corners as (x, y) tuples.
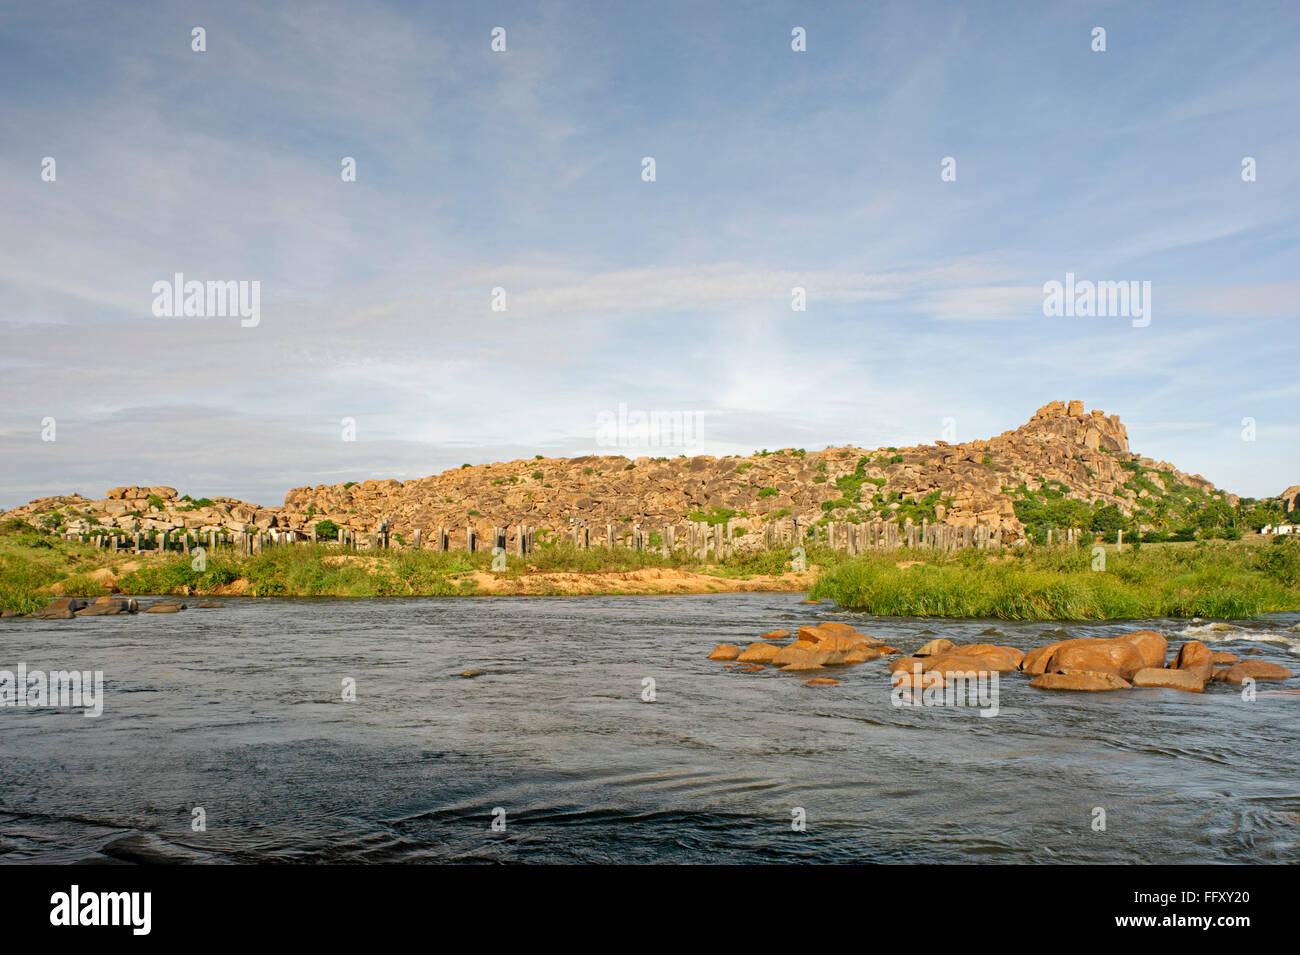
(1, 0), (1297, 508)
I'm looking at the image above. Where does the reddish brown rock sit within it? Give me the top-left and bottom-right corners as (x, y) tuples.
(1045, 638), (1146, 680)
(771, 640), (820, 665)
(1213, 661), (1293, 684)
(915, 638), (957, 657)
(736, 642), (780, 663)
(708, 644), (741, 661)
(1121, 630), (1169, 668)
(891, 667), (946, 690)
(1209, 651), (1239, 664)
(1173, 640), (1214, 682)
(1131, 667), (1204, 693)
(1029, 672), (1131, 692)
(950, 644), (1021, 671)
(920, 653), (1005, 677)
(803, 678), (841, 686)
(760, 629), (790, 641)
(1020, 641), (1067, 675)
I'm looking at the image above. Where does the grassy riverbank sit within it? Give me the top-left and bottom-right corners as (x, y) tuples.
(4, 521), (1299, 617)
(0, 527), (828, 611)
(810, 539), (1300, 619)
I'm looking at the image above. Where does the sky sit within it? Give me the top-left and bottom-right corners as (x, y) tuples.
(1, 0), (1297, 509)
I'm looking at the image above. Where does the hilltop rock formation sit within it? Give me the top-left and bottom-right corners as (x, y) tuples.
(0, 401), (1236, 547)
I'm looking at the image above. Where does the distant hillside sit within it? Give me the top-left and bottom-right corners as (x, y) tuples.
(3, 401), (1287, 546)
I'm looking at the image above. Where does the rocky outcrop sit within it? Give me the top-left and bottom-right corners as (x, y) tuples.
(1, 401), (1236, 547)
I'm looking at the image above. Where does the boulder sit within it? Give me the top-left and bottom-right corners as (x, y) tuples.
(736, 642), (780, 663)
(891, 667), (946, 690)
(1212, 661), (1293, 684)
(915, 638), (957, 657)
(76, 599), (132, 616)
(1043, 638), (1146, 680)
(1173, 640), (1214, 682)
(1029, 672), (1131, 692)
(146, 601), (185, 614)
(1131, 668), (1205, 693)
(760, 629), (790, 641)
(779, 649), (834, 672)
(920, 653), (1005, 676)
(1209, 651), (1239, 664)
(888, 656), (925, 674)
(1021, 640), (1067, 675)
(843, 647), (881, 664)
(815, 622), (858, 637)
(949, 643), (1021, 670)
(1120, 630), (1168, 668)
(815, 632), (858, 653)
(803, 678), (841, 686)
(30, 597), (86, 619)
(771, 640), (820, 665)
(707, 644), (741, 661)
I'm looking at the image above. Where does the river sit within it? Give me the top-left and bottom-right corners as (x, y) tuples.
(2, 595), (1297, 863)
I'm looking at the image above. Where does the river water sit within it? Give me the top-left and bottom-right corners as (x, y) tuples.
(2, 595), (1297, 864)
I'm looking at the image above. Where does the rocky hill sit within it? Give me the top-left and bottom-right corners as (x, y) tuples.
(2, 401), (1246, 546)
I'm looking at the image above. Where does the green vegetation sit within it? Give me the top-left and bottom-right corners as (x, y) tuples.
(1012, 473), (1286, 545)
(5, 513), (1297, 618)
(811, 538), (1300, 619)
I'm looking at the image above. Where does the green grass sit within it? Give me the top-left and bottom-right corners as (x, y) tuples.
(0, 530), (827, 609)
(6, 521), (1298, 618)
(810, 539), (1300, 619)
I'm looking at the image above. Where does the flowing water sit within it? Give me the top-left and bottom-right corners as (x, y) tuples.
(2, 595), (1298, 864)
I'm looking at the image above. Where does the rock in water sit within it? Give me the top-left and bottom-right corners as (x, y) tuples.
(736, 642), (780, 663)
(1213, 661), (1292, 683)
(1029, 672), (1131, 692)
(1131, 668), (1205, 692)
(1173, 640), (1214, 682)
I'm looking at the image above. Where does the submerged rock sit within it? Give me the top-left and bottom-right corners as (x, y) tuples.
(1029, 671), (1131, 692)
(1131, 667), (1204, 693)
(1213, 661), (1293, 684)
(145, 601), (186, 614)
